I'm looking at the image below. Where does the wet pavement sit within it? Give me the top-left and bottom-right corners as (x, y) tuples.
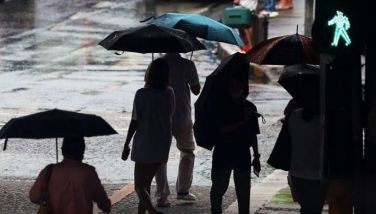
(0, 0), (292, 213)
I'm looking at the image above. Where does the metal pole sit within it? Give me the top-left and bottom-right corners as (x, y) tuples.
(365, 32), (376, 213)
(56, 138), (58, 163)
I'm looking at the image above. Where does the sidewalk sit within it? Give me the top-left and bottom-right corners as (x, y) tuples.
(217, 0), (309, 213)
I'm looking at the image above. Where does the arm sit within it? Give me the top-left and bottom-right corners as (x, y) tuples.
(190, 84), (201, 95)
(29, 168), (47, 204)
(251, 135), (261, 177)
(122, 92), (139, 160)
(122, 120), (137, 160)
(188, 61), (201, 96)
(89, 169), (111, 213)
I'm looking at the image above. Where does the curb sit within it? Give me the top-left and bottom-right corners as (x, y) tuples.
(224, 170), (288, 214)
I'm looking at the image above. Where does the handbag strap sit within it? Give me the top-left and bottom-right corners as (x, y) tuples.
(43, 164), (55, 203)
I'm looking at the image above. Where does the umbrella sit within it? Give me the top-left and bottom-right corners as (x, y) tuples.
(246, 33), (319, 65)
(278, 63), (319, 103)
(99, 24), (206, 54)
(148, 13), (244, 47)
(193, 52), (249, 150)
(0, 109), (118, 162)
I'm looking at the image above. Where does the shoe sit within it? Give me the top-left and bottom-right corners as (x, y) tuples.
(176, 192), (197, 201)
(259, 10), (279, 18)
(157, 199), (171, 207)
(240, 46), (251, 53)
(268, 11), (279, 18)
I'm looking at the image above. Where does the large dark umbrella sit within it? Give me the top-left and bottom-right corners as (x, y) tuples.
(0, 109), (117, 162)
(99, 24), (206, 54)
(246, 33), (319, 65)
(278, 63), (319, 103)
(194, 52), (249, 150)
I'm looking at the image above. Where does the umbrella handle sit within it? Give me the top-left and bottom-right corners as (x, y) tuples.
(3, 138), (8, 151)
(56, 138), (58, 163)
(139, 16), (155, 23)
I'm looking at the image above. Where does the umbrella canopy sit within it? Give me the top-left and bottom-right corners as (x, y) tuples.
(194, 52), (249, 150)
(0, 109), (117, 140)
(148, 13), (244, 47)
(0, 109), (118, 162)
(99, 24), (206, 53)
(246, 33), (319, 65)
(278, 63), (319, 103)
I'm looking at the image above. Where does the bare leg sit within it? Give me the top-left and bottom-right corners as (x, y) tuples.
(134, 162), (162, 214)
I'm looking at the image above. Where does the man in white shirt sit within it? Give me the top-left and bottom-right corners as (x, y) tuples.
(147, 53), (201, 206)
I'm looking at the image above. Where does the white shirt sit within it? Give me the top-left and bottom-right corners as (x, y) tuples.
(159, 53), (199, 127)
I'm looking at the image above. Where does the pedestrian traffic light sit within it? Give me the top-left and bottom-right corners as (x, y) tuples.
(312, 0), (365, 54)
(327, 10), (352, 47)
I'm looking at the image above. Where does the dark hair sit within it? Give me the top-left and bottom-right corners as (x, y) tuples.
(62, 137), (85, 159)
(146, 58), (170, 89)
(229, 62), (249, 99)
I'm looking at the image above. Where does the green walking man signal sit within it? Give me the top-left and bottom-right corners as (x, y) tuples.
(327, 10), (352, 47)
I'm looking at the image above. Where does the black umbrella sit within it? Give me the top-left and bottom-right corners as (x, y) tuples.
(99, 24), (206, 54)
(194, 52), (249, 150)
(278, 63), (319, 103)
(0, 109), (117, 162)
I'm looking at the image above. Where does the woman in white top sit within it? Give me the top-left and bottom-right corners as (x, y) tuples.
(122, 58), (175, 214)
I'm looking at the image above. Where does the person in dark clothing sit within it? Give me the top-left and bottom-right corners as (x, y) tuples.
(30, 137), (111, 214)
(287, 85), (327, 214)
(210, 75), (261, 214)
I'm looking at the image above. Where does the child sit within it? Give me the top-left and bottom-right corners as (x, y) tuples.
(210, 74), (261, 214)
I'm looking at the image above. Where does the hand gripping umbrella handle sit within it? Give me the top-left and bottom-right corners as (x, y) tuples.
(252, 111), (266, 124)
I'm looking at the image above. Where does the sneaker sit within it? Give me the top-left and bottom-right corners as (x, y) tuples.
(268, 11), (279, 18)
(176, 192), (197, 201)
(259, 10), (279, 18)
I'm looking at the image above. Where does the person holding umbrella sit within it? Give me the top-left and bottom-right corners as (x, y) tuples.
(268, 72), (327, 214)
(122, 58), (175, 214)
(144, 53), (201, 206)
(29, 137), (111, 214)
(208, 55), (261, 214)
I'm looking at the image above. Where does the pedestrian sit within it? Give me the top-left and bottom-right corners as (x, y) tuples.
(122, 58), (175, 214)
(260, 0), (279, 17)
(210, 72), (261, 214)
(283, 98), (301, 203)
(271, 85), (327, 214)
(147, 53), (201, 207)
(29, 137), (111, 214)
(233, 0), (257, 52)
